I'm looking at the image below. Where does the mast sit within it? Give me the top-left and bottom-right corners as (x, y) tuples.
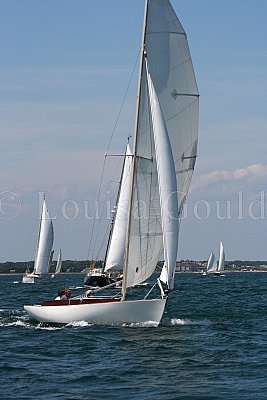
(121, 0), (149, 301)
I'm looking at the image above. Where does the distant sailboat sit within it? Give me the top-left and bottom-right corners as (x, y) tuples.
(23, 196), (54, 283)
(24, 0), (199, 324)
(202, 251), (215, 275)
(51, 249), (62, 278)
(206, 242), (225, 276)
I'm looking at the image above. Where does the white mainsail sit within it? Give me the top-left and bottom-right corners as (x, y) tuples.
(218, 242), (225, 272)
(33, 198), (54, 275)
(125, 0), (199, 290)
(206, 251), (216, 273)
(55, 249), (62, 275)
(104, 145), (133, 272)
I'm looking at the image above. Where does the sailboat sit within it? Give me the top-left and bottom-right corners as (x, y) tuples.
(51, 249), (62, 278)
(206, 242), (225, 276)
(22, 196), (54, 284)
(84, 143), (133, 288)
(24, 0), (199, 324)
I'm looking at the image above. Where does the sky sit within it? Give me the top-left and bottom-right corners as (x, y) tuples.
(0, 0), (266, 262)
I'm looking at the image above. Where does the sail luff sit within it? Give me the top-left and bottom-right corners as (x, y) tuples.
(122, 0), (149, 300)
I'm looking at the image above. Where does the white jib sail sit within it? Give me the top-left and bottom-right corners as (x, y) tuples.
(218, 242), (225, 272)
(105, 145), (133, 272)
(146, 61), (179, 290)
(55, 249), (62, 275)
(33, 198), (54, 275)
(206, 251), (216, 273)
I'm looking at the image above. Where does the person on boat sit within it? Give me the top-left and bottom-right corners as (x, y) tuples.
(55, 289), (65, 300)
(65, 288), (72, 299)
(59, 289), (68, 301)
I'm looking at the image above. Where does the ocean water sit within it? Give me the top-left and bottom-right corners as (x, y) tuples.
(0, 272), (266, 400)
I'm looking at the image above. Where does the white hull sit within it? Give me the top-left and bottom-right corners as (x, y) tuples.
(22, 274), (42, 284)
(213, 272), (225, 276)
(24, 298), (167, 325)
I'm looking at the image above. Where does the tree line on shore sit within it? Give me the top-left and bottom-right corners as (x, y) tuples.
(0, 260), (266, 274)
(0, 260), (103, 274)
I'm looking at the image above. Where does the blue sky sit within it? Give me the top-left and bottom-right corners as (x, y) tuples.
(0, 0), (266, 262)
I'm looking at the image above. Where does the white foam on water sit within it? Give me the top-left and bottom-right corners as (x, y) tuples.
(123, 320), (159, 328)
(168, 318), (211, 327)
(66, 320), (93, 328)
(36, 323), (62, 331)
(0, 319), (32, 329)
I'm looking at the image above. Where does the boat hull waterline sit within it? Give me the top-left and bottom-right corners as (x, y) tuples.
(24, 298), (167, 325)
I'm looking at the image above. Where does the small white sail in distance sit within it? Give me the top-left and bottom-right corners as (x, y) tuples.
(104, 145), (133, 272)
(218, 242), (225, 272)
(33, 197), (54, 275)
(55, 249), (62, 275)
(145, 59), (179, 290)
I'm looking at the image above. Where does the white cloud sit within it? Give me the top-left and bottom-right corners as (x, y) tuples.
(192, 164), (267, 192)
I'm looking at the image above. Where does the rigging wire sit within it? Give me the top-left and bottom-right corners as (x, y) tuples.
(106, 51), (140, 154)
(87, 51), (140, 262)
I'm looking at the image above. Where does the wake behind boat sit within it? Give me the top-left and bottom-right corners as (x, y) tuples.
(24, 0), (199, 325)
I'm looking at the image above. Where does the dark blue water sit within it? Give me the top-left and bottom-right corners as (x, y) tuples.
(0, 273), (266, 399)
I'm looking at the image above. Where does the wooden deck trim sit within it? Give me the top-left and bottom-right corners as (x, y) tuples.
(41, 297), (121, 306)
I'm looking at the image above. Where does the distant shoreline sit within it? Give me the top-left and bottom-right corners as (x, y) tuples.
(1, 270), (266, 276)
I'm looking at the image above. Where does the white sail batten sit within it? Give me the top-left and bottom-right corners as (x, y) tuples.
(105, 145), (133, 272)
(55, 249), (62, 275)
(218, 242), (225, 272)
(33, 199), (54, 275)
(125, 0), (199, 289)
(146, 62), (179, 289)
